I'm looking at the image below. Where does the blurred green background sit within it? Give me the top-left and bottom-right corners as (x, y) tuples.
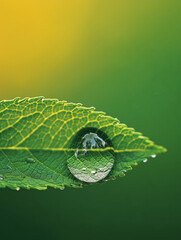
(0, 0), (180, 239)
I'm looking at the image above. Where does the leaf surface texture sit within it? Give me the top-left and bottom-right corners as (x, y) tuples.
(0, 97), (166, 190)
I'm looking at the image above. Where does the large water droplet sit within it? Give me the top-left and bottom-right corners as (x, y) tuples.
(68, 128), (114, 183)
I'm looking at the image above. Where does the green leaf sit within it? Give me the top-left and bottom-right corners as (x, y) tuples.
(0, 97), (166, 190)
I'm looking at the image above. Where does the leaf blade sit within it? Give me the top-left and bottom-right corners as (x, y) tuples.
(0, 97), (166, 190)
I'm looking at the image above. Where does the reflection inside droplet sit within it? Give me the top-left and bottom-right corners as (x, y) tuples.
(68, 150), (114, 183)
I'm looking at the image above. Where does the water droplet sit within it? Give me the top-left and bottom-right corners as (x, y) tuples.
(151, 154), (156, 158)
(59, 187), (64, 190)
(68, 128), (114, 183)
(16, 187), (20, 191)
(42, 98), (45, 101)
(123, 170), (127, 172)
(0, 176), (3, 181)
(143, 159), (148, 163)
(26, 158), (36, 163)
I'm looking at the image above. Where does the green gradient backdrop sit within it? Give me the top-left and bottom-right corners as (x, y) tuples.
(0, 1), (180, 240)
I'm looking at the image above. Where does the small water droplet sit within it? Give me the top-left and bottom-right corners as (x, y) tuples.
(0, 176), (3, 181)
(151, 154), (156, 158)
(143, 159), (148, 163)
(16, 187), (20, 191)
(59, 187), (64, 190)
(42, 98), (45, 101)
(123, 170), (127, 172)
(26, 158), (36, 163)
(82, 168), (86, 171)
(91, 170), (96, 174)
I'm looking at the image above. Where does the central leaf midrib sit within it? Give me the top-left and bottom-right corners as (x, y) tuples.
(0, 146), (154, 152)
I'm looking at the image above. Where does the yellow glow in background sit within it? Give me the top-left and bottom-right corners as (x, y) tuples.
(0, 1), (91, 93)
(1, 0), (180, 101)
